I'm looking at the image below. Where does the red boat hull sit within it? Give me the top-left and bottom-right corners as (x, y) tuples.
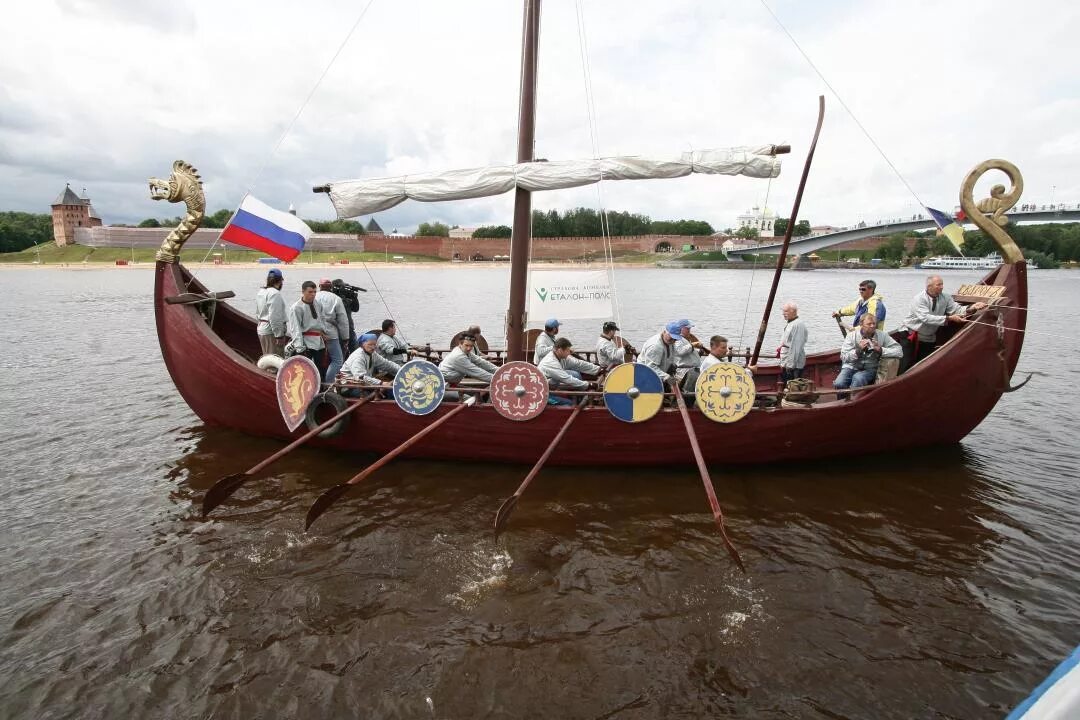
(155, 261), (1026, 466)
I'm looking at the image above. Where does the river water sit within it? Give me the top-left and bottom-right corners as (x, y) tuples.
(0, 264), (1077, 719)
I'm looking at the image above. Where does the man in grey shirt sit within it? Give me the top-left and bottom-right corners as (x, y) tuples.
(898, 275), (985, 372)
(779, 301), (808, 384)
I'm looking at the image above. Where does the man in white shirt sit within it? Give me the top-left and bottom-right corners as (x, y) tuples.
(538, 338), (600, 405)
(254, 268), (287, 357)
(596, 321), (627, 368)
(314, 278), (350, 383)
(376, 319), (416, 365)
(897, 275), (985, 372)
(779, 302), (808, 384)
(532, 318), (560, 364)
(286, 281), (327, 369)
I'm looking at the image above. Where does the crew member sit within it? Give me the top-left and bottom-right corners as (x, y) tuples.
(315, 278), (350, 383)
(834, 313), (903, 390)
(286, 280), (327, 369)
(596, 321), (627, 368)
(377, 319), (415, 365)
(255, 269), (287, 356)
(532, 318), (560, 364)
(897, 275), (986, 372)
(539, 337), (600, 404)
(832, 279), (886, 330)
(464, 325), (498, 364)
(639, 321), (684, 384)
(341, 332), (401, 389)
(779, 301), (808, 384)
(439, 334), (495, 384)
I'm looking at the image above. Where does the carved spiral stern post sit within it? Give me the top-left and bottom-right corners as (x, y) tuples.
(959, 159), (1024, 264)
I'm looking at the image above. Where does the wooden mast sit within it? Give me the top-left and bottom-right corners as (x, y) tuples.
(505, 0), (541, 362)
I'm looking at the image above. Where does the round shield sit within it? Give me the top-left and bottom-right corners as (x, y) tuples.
(490, 361), (548, 421)
(393, 360), (446, 415)
(603, 362), (664, 423)
(695, 363), (755, 423)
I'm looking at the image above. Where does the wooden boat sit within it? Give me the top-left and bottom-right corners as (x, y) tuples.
(151, 1), (1029, 468)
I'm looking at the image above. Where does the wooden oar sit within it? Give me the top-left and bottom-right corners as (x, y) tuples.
(493, 397), (587, 536)
(835, 315), (849, 337)
(201, 392), (378, 517)
(304, 396), (477, 531)
(671, 383), (746, 572)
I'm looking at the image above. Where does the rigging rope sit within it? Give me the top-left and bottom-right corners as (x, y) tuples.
(737, 177), (772, 347)
(574, 0), (623, 332)
(754, 0), (927, 211)
(187, 0), (379, 284)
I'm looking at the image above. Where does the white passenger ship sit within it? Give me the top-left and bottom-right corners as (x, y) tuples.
(919, 252), (1038, 270)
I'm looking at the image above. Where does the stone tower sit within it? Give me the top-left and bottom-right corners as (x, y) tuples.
(51, 184), (102, 246)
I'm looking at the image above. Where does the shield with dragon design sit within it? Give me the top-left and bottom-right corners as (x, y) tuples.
(393, 360), (446, 415)
(603, 363), (664, 423)
(695, 363), (755, 423)
(275, 356), (321, 431)
(490, 361), (548, 421)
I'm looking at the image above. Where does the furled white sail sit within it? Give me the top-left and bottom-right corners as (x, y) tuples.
(322, 145), (784, 218)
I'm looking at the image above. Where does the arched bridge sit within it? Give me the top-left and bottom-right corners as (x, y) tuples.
(726, 205), (1080, 257)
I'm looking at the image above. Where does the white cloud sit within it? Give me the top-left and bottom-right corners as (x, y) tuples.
(0, 0), (1075, 231)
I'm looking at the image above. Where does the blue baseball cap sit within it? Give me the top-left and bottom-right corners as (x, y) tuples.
(676, 319), (693, 328)
(544, 318), (561, 329)
(665, 321), (682, 337)
(358, 332), (378, 344)
(267, 268), (283, 279)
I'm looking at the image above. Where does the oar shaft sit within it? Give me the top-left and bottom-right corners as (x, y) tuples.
(343, 400), (470, 486)
(750, 95), (826, 367)
(248, 394), (374, 475)
(672, 384), (745, 572)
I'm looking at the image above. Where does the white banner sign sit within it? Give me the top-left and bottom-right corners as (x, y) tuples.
(527, 270), (615, 322)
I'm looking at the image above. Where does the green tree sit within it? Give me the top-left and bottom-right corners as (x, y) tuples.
(473, 225), (512, 238)
(137, 218), (161, 228)
(912, 237), (929, 257)
(417, 221), (450, 237)
(0, 212), (53, 253)
(878, 233), (908, 261)
(735, 225), (760, 240)
(930, 236), (955, 255)
(793, 220), (811, 237)
(201, 208), (233, 229)
(773, 218), (788, 236)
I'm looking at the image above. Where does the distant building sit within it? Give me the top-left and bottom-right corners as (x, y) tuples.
(735, 206), (776, 237)
(449, 226), (478, 239)
(51, 184), (102, 246)
(721, 238), (764, 254)
(810, 225), (842, 236)
(365, 218), (385, 236)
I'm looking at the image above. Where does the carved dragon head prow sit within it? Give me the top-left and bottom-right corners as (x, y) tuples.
(149, 160), (207, 263)
(959, 159), (1024, 265)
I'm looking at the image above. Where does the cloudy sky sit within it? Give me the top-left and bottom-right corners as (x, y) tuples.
(1, 0), (1076, 233)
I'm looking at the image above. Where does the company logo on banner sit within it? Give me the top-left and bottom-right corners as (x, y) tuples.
(527, 270), (614, 321)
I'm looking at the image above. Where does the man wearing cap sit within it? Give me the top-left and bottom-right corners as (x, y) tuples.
(255, 269), (287, 356)
(539, 337), (600, 404)
(533, 318), (560, 364)
(639, 322), (685, 385)
(377, 319), (416, 366)
(286, 281), (328, 369)
(832, 279), (886, 331)
(342, 332), (401, 389)
(439, 334), (495, 384)
(673, 319), (703, 371)
(314, 278), (350, 383)
(596, 321), (627, 368)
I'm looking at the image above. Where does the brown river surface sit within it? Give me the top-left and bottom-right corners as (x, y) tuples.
(0, 265), (1077, 719)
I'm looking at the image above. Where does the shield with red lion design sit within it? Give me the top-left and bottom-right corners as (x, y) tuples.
(275, 356), (321, 431)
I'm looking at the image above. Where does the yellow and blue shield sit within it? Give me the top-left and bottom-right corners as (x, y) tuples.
(603, 363), (664, 423)
(695, 363), (755, 423)
(393, 360), (446, 415)
(276, 355), (321, 432)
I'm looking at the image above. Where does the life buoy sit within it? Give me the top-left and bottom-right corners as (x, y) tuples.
(304, 391), (350, 438)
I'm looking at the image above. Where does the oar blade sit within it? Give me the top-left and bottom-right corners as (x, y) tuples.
(304, 483), (354, 531)
(201, 472), (249, 517)
(492, 494), (520, 537)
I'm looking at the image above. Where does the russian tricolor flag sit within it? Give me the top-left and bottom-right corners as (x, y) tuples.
(221, 195), (312, 261)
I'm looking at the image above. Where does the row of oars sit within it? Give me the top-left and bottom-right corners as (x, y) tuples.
(201, 389), (745, 572)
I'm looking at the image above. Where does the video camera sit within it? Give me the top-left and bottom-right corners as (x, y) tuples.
(330, 278), (366, 313)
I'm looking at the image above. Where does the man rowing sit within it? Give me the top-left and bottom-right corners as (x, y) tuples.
(341, 332), (401, 390)
(439, 334), (495, 384)
(532, 318), (560, 364)
(639, 321), (684, 386)
(596, 321), (627, 368)
(538, 337), (600, 405)
(376, 319), (416, 365)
